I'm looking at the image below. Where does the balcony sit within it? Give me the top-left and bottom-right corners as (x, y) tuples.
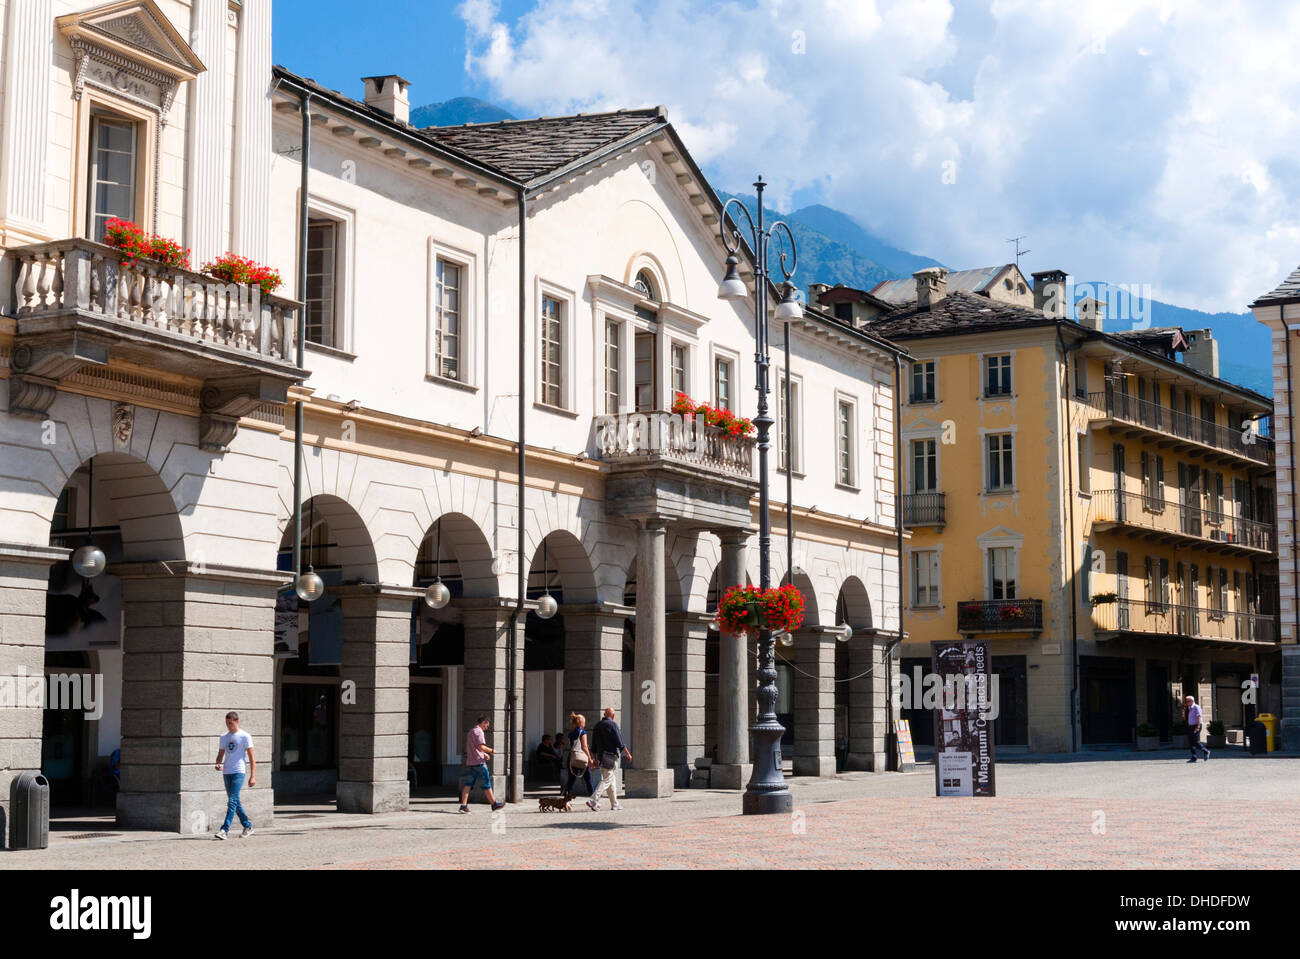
(597, 411), (758, 528)
(903, 492), (946, 527)
(1084, 391), (1273, 468)
(6, 239), (304, 451)
(957, 598), (1044, 634)
(1093, 600), (1279, 647)
(1091, 489), (1275, 556)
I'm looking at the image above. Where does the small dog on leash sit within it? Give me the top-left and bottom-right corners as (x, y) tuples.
(539, 796), (572, 813)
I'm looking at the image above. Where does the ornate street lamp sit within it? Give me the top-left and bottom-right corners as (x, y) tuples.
(718, 177), (799, 816)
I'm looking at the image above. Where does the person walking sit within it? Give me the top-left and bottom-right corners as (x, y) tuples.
(1184, 695), (1211, 763)
(561, 713), (596, 801)
(460, 714), (506, 813)
(214, 711), (255, 840)
(587, 705), (632, 812)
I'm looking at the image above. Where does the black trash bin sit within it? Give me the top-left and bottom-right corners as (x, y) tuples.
(1248, 720), (1269, 756)
(9, 771), (50, 850)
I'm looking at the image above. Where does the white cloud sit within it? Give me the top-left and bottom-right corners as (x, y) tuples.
(458, 0), (1300, 311)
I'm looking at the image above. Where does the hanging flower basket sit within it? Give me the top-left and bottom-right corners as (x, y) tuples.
(102, 218), (191, 270)
(671, 391), (756, 438)
(716, 584), (805, 636)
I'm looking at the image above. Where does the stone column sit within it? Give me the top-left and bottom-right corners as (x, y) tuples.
(0, 0), (51, 236)
(713, 530), (753, 789)
(335, 586), (412, 814)
(185, 0), (230, 262)
(563, 606), (627, 734)
(115, 563), (280, 833)
(627, 519), (673, 797)
(666, 611), (709, 788)
(1283, 646), (1300, 751)
(460, 601), (524, 803)
(0, 544), (64, 846)
(846, 634), (890, 770)
(793, 627), (837, 777)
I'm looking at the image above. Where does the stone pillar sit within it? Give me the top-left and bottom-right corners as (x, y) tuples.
(846, 634), (890, 770)
(1281, 646), (1300, 751)
(461, 601), (524, 803)
(793, 627), (837, 777)
(627, 519), (673, 797)
(713, 530), (753, 789)
(185, 0), (230, 261)
(0, 544), (64, 846)
(335, 587), (412, 814)
(0, 0), (52, 237)
(563, 606), (627, 735)
(666, 611), (709, 788)
(115, 563), (280, 833)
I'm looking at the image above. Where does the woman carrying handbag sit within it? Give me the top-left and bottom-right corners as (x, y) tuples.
(561, 712), (596, 801)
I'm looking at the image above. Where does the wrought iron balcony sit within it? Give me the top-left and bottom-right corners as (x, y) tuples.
(1085, 390), (1273, 467)
(1090, 489), (1275, 556)
(903, 492), (946, 527)
(6, 238), (304, 451)
(1092, 599), (1279, 646)
(957, 598), (1044, 633)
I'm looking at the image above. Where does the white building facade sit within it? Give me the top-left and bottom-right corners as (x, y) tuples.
(0, 0), (903, 834)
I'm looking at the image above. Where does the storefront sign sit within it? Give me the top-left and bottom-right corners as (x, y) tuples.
(931, 639), (996, 797)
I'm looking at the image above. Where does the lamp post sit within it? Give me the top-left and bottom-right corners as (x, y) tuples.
(718, 177), (803, 816)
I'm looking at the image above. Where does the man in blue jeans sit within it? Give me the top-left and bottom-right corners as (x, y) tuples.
(214, 711), (255, 839)
(1184, 695), (1211, 763)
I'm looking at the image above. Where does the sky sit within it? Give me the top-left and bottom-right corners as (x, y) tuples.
(272, 0), (1300, 314)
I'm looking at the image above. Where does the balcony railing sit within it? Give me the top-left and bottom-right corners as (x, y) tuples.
(1093, 600), (1279, 645)
(596, 411), (755, 481)
(957, 599), (1044, 633)
(903, 492), (946, 526)
(1091, 489), (1275, 554)
(1085, 391), (1273, 466)
(11, 239), (298, 361)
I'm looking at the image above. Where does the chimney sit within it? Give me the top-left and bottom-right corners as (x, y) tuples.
(1183, 329), (1220, 378)
(1076, 297), (1105, 332)
(808, 283), (831, 307)
(362, 75), (411, 124)
(1032, 269), (1068, 318)
(914, 267), (948, 311)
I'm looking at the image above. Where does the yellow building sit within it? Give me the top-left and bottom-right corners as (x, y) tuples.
(818, 267), (1279, 753)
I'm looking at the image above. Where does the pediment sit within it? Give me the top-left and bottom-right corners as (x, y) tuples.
(976, 525), (1024, 546)
(57, 0), (206, 81)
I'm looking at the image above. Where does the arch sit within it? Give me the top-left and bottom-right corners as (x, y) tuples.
(782, 569), (821, 628)
(527, 529), (598, 606)
(836, 576), (873, 631)
(55, 452), (186, 563)
(281, 494), (379, 583)
(413, 512), (497, 598)
(623, 549), (686, 611)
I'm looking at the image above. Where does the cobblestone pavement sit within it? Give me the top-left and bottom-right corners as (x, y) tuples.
(9, 753), (1299, 870)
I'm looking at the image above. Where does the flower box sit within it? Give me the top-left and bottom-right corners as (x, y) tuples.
(671, 391), (755, 438)
(201, 252), (283, 296)
(103, 218), (191, 270)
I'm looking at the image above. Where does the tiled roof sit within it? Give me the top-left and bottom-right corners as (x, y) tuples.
(1110, 327), (1188, 355)
(1252, 264), (1300, 305)
(861, 291), (1055, 340)
(869, 266), (1009, 305)
(421, 109), (668, 184)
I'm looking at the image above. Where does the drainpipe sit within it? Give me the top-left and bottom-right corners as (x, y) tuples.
(887, 351), (906, 770)
(1062, 330), (1085, 753)
(293, 92), (311, 585)
(506, 189), (528, 804)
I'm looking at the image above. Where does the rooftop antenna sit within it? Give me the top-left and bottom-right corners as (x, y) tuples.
(1007, 236), (1031, 267)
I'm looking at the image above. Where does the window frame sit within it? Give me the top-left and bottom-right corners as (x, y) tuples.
(983, 353), (1014, 399)
(302, 196), (356, 357)
(911, 549), (941, 608)
(835, 392), (859, 489)
(427, 240), (477, 388)
(777, 368), (804, 476)
(983, 430), (1017, 493)
(535, 279), (577, 413)
(75, 92), (157, 243)
(909, 359), (937, 404)
(713, 353), (736, 413)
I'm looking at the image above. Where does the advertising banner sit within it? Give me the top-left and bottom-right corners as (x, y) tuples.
(931, 639), (996, 797)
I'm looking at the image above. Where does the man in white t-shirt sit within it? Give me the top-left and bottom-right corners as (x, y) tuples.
(1184, 695), (1210, 763)
(214, 711), (256, 839)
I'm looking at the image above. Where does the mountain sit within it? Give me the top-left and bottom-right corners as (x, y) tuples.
(785, 204), (944, 279)
(410, 97), (515, 128)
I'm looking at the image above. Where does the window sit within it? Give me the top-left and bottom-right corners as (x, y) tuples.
(604, 319), (622, 414)
(88, 114), (138, 241)
(1212, 472), (1224, 522)
(1141, 451), (1152, 501)
(635, 332), (657, 412)
(985, 354), (1013, 397)
(433, 258), (462, 379)
(1159, 557), (1170, 608)
(912, 551), (940, 607)
(912, 439), (938, 493)
(1218, 568), (1229, 615)
(540, 295), (563, 407)
(671, 343), (688, 397)
(779, 376), (802, 473)
(714, 356), (734, 412)
(634, 270), (658, 301)
(837, 399), (857, 487)
(1073, 355), (1087, 399)
(1076, 435), (1089, 494)
(910, 360), (936, 403)
(306, 219), (339, 348)
(986, 433), (1014, 492)
(1155, 456), (1166, 508)
(989, 547), (1017, 600)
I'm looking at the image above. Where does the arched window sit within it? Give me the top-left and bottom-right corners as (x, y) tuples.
(634, 270), (658, 302)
